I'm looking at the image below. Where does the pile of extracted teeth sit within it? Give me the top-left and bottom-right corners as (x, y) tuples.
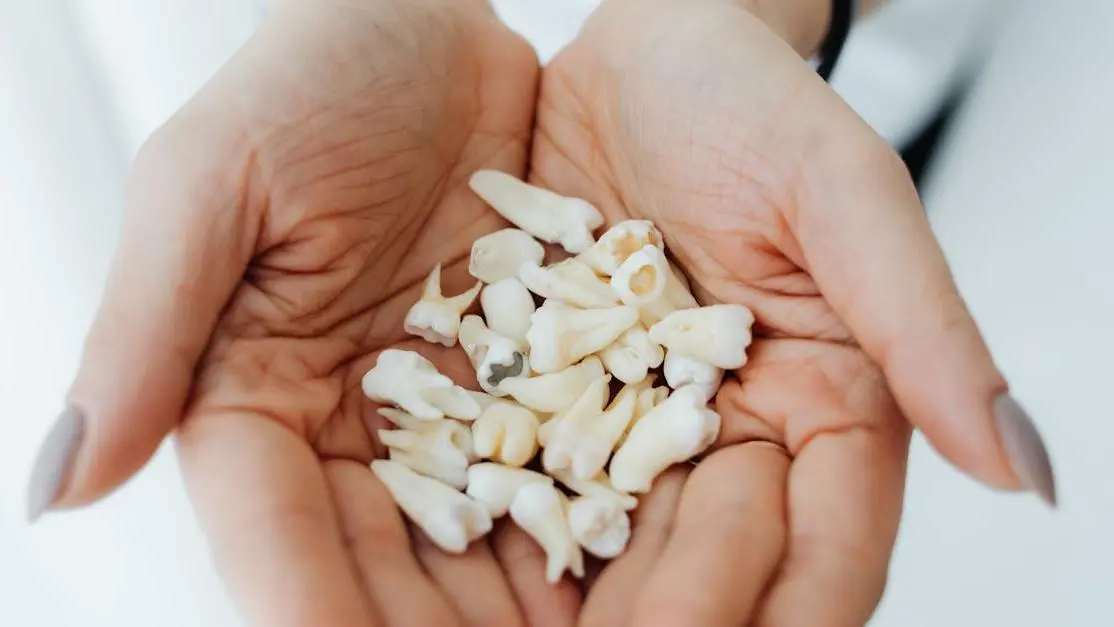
(362, 169), (756, 584)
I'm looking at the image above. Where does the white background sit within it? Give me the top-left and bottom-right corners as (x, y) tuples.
(1, 0), (1111, 625)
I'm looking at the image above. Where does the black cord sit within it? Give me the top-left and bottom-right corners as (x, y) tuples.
(816, 0), (854, 82)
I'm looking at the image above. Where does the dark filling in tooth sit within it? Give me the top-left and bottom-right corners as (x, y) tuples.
(487, 352), (525, 387)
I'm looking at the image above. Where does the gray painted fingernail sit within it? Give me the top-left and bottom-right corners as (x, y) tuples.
(994, 394), (1057, 507)
(26, 406), (85, 522)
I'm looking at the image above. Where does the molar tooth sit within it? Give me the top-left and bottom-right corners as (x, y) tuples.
(663, 350), (724, 402)
(403, 264), (482, 347)
(598, 324), (665, 385)
(636, 263), (700, 327)
(497, 356), (606, 414)
(469, 170), (604, 254)
(459, 315), (531, 396)
(465, 463), (552, 518)
(481, 277), (536, 346)
(518, 258), (619, 309)
(648, 304), (755, 369)
(469, 228), (546, 283)
(471, 402), (541, 467)
(527, 302), (639, 374)
(577, 220), (664, 275)
(567, 496), (631, 559)
(377, 416), (475, 489)
(362, 349), (472, 420)
(509, 482), (585, 583)
(610, 245), (669, 306)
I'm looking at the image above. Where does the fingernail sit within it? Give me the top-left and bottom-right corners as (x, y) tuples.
(993, 394), (1057, 507)
(26, 406), (86, 523)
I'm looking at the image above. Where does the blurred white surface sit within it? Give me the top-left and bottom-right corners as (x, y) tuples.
(1, 0), (1110, 625)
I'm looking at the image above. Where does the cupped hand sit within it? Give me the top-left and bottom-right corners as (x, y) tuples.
(532, 0), (1054, 625)
(31, 1), (563, 625)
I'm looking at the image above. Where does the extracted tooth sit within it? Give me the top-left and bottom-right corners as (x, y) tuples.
(466, 390), (501, 412)
(469, 228), (546, 283)
(648, 304), (756, 369)
(577, 220), (664, 275)
(466, 463), (553, 517)
(518, 258), (619, 309)
(377, 411), (476, 489)
(362, 349), (474, 420)
(371, 460), (493, 554)
(598, 324), (665, 385)
(543, 377), (641, 479)
(403, 264), (482, 347)
(617, 383), (672, 448)
(663, 350), (725, 402)
(481, 277), (535, 346)
(459, 315), (531, 396)
(498, 356), (606, 414)
(528, 303), (639, 374)
(567, 496), (631, 559)
(509, 482), (585, 583)
(610, 385), (722, 494)
(471, 402), (541, 467)
(637, 264), (700, 327)
(469, 169), (604, 254)
(549, 467), (638, 511)
(611, 245), (669, 306)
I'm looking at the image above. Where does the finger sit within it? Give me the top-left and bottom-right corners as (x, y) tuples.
(26, 118), (257, 519)
(793, 96), (1055, 503)
(579, 466), (688, 627)
(491, 520), (581, 627)
(755, 426), (908, 627)
(324, 460), (459, 627)
(413, 527), (525, 627)
(631, 444), (788, 627)
(177, 412), (375, 627)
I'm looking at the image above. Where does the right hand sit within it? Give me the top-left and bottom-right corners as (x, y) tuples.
(27, 1), (568, 625)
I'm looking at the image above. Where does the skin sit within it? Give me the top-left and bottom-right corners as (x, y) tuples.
(48, 0), (1025, 626)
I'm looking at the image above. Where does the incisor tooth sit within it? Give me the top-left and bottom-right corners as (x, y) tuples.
(471, 402), (541, 467)
(577, 220), (664, 275)
(469, 228), (546, 283)
(469, 170), (604, 254)
(663, 350), (724, 402)
(567, 496), (631, 559)
(459, 315), (530, 396)
(528, 302), (639, 374)
(481, 277), (536, 346)
(372, 460), (493, 554)
(362, 349), (477, 421)
(648, 304), (755, 369)
(509, 482), (585, 583)
(498, 357), (606, 414)
(611, 245), (669, 306)
(466, 463), (552, 517)
(518, 258), (619, 309)
(403, 264), (482, 347)
(598, 324), (665, 385)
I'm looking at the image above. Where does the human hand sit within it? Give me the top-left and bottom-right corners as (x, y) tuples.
(531, 0), (1056, 624)
(26, 1), (562, 625)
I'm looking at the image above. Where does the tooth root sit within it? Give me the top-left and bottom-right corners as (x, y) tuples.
(611, 245), (669, 306)
(598, 325), (664, 385)
(567, 496), (632, 559)
(423, 264), (443, 300)
(371, 460), (492, 553)
(377, 407), (428, 433)
(466, 463), (553, 518)
(549, 467), (638, 511)
(637, 266), (700, 327)
(648, 304), (755, 369)
(421, 385), (483, 421)
(498, 357), (606, 414)
(469, 170), (603, 254)
(471, 403), (540, 467)
(577, 220), (664, 275)
(528, 305), (639, 374)
(445, 280), (483, 315)
(518, 259), (618, 309)
(540, 375), (611, 476)
(509, 482), (585, 583)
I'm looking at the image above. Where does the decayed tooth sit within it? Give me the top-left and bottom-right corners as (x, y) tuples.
(498, 356), (606, 414)
(362, 349), (477, 420)
(377, 409), (476, 489)
(577, 220), (664, 275)
(403, 264), (482, 347)
(466, 463), (553, 517)
(509, 482), (586, 583)
(527, 302), (639, 374)
(567, 496), (632, 559)
(663, 350), (724, 402)
(548, 467), (638, 511)
(469, 170), (604, 254)
(469, 228), (546, 283)
(637, 263), (700, 327)
(610, 385), (722, 493)
(371, 460), (493, 554)
(518, 258), (619, 309)
(542, 378), (641, 479)
(480, 277), (536, 346)
(471, 402), (541, 467)
(459, 315), (531, 396)
(648, 304), (755, 369)
(598, 324), (665, 385)
(611, 245), (670, 306)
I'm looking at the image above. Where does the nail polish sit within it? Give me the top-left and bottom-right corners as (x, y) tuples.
(993, 394), (1057, 507)
(26, 406), (85, 522)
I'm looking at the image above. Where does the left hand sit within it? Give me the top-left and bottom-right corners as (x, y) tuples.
(529, 0), (1050, 624)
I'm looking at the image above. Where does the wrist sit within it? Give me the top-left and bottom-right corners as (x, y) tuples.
(741, 0), (832, 58)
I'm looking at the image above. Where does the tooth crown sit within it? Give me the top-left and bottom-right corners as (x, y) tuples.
(371, 460), (492, 554)
(466, 463), (553, 517)
(578, 219), (664, 275)
(663, 350), (725, 402)
(362, 349), (458, 420)
(611, 245), (670, 306)
(509, 482), (586, 583)
(598, 325), (665, 385)
(469, 228), (546, 283)
(468, 170), (603, 254)
(519, 258), (619, 309)
(567, 496), (632, 559)
(403, 264), (482, 347)
(527, 304), (639, 374)
(648, 304), (755, 369)
(481, 278), (536, 346)
(498, 356), (606, 414)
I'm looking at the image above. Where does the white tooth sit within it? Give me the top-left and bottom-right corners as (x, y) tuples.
(377, 416), (475, 489)
(577, 220), (664, 275)
(648, 304), (755, 369)
(567, 496), (631, 559)
(509, 482), (586, 583)
(471, 402), (541, 467)
(518, 258), (619, 309)
(459, 315), (531, 396)
(527, 303), (639, 374)
(371, 460), (493, 554)
(498, 357), (606, 414)
(403, 264), (482, 347)
(362, 349), (474, 421)
(469, 170), (604, 254)
(598, 324), (665, 385)
(466, 390), (501, 412)
(540, 375), (612, 477)
(663, 350), (724, 402)
(481, 277), (536, 346)
(617, 383), (672, 448)
(548, 467), (638, 511)
(611, 245), (669, 306)
(465, 463), (553, 518)
(636, 263), (700, 327)
(609, 385), (722, 494)
(469, 228), (546, 283)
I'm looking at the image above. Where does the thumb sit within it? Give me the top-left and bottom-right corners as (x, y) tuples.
(26, 118), (258, 521)
(793, 105), (1056, 506)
